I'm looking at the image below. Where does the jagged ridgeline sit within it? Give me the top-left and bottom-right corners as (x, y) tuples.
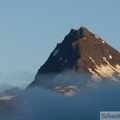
(27, 26), (120, 96)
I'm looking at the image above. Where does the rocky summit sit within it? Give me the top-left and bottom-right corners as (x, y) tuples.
(27, 26), (120, 96)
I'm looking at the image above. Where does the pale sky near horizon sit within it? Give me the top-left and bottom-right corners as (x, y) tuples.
(0, 0), (120, 75)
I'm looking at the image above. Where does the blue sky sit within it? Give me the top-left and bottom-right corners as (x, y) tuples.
(0, 0), (120, 74)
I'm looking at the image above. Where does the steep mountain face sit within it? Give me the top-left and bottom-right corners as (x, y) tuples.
(28, 26), (120, 95)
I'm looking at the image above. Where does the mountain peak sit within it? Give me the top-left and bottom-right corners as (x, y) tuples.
(79, 26), (91, 37)
(28, 26), (120, 92)
(69, 26), (89, 36)
(79, 26), (88, 30)
(62, 26), (90, 45)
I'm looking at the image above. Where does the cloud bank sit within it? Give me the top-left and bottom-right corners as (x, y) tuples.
(0, 83), (120, 120)
(0, 71), (120, 120)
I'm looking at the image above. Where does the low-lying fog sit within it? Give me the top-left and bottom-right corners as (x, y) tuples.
(0, 72), (120, 120)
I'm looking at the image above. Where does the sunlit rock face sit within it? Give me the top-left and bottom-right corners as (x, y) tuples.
(27, 26), (120, 96)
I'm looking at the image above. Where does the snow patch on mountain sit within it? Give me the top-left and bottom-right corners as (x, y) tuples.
(88, 68), (102, 80)
(95, 35), (99, 39)
(60, 57), (62, 60)
(103, 57), (120, 73)
(109, 55), (112, 59)
(89, 57), (96, 64)
(88, 57), (120, 81)
(116, 64), (120, 71)
(53, 49), (59, 56)
(95, 64), (117, 81)
(102, 41), (105, 43)
(64, 60), (68, 63)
